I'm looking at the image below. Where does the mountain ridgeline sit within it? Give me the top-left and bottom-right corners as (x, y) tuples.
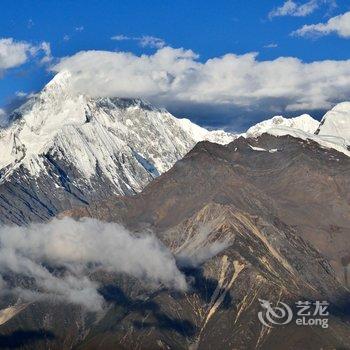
(0, 72), (349, 349)
(0, 71), (235, 225)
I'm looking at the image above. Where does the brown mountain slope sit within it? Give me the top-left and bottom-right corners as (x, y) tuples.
(69, 202), (350, 349)
(67, 134), (350, 285)
(1, 134), (349, 350)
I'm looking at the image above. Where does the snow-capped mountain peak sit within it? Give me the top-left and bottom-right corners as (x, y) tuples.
(244, 108), (350, 157)
(245, 114), (319, 137)
(0, 71), (236, 190)
(264, 104), (350, 158)
(316, 102), (350, 143)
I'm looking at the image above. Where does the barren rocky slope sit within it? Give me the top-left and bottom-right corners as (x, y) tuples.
(13, 133), (346, 350)
(68, 134), (350, 286)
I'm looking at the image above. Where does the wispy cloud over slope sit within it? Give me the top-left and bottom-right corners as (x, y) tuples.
(0, 218), (187, 311)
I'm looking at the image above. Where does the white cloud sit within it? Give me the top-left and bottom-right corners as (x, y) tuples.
(52, 46), (350, 113)
(293, 11), (350, 38)
(63, 34), (70, 42)
(0, 217), (188, 311)
(269, 0), (336, 19)
(138, 36), (166, 49)
(0, 38), (51, 74)
(15, 91), (27, 97)
(111, 34), (130, 41)
(111, 34), (166, 48)
(75, 26), (84, 32)
(0, 38), (32, 70)
(176, 223), (231, 268)
(269, 0), (319, 18)
(264, 43), (278, 48)
(39, 41), (52, 63)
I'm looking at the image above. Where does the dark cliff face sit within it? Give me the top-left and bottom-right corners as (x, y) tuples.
(1, 134), (349, 349)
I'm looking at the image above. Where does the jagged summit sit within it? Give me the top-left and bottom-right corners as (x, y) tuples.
(2, 71), (350, 224)
(44, 69), (73, 90)
(0, 71), (236, 224)
(0, 71), (236, 180)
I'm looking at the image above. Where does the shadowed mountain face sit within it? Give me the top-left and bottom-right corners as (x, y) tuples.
(68, 134), (350, 286)
(1, 134), (349, 349)
(57, 134), (350, 349)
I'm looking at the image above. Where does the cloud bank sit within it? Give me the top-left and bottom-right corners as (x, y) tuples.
(0, 218), (187, 311)
(0, 38), (51, 75)
(52, 46), (350, 114)
(293, 11), (350, 38)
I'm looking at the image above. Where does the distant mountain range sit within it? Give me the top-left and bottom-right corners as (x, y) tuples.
(1, 72), (349, 225)
(0, 71), (235, 224)
(63, 133), (350, 350)
(1, 133), (349, 349)
(0, 72), (349, 349)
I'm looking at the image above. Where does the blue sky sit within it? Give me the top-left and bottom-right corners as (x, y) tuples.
(1, 0), (350, 130)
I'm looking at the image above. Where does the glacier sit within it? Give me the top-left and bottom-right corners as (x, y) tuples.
(1, 70), (350, 224)
(0, 71), (235, 189)
(0, 71), (236, 224)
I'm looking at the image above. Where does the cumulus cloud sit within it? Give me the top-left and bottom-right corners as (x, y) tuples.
(293, 11), (350, 38)
(0, 38), (51, 75)
(269, 0), (336, 19)
(0, 218), (188, 311)
(52, 46), (350, 113)
(111, 34), (166, 48)
(0, 38), (33, 70)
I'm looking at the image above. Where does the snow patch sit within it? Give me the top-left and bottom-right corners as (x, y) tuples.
(249, 145), (267, 152)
